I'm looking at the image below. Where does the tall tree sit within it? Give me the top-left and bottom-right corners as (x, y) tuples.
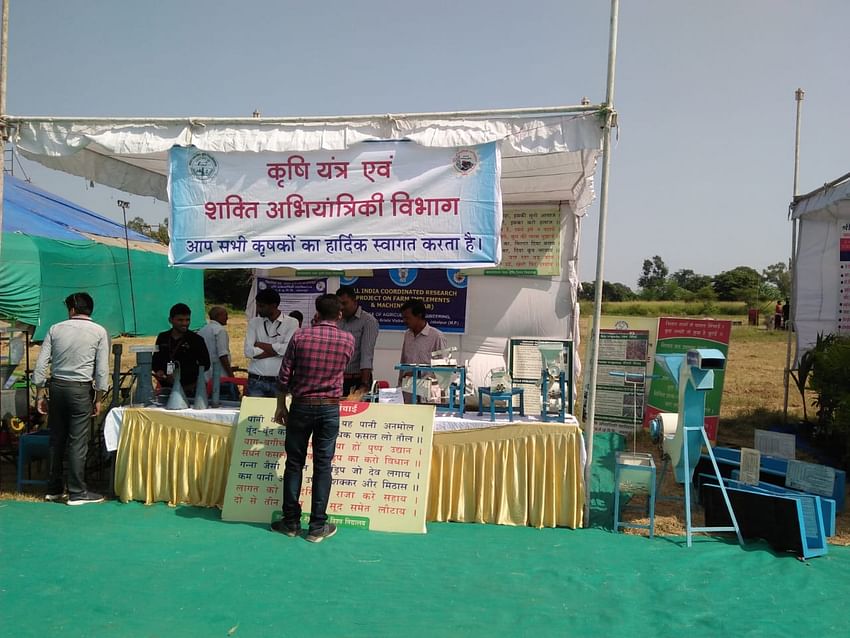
(125, 216), (169, 245)
(638, 255), (669, 299)
(762, 262), (791, 299)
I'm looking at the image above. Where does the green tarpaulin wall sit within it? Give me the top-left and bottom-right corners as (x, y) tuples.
(0, 232), (204, 340)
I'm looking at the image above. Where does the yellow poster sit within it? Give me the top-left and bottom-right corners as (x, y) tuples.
(221, 398), (435, 533)
(464, 206), (561, 276)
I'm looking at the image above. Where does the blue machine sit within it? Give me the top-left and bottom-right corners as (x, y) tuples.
(652, 349), (744, 548)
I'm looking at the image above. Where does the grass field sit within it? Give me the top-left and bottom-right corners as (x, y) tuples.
(7, 305), (846, 543)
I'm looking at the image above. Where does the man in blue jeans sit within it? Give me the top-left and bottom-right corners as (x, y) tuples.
(272, 294), (354, 543)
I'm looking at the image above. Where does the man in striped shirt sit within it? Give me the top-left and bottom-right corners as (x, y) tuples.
(272, 294), (354, 543)
(337, 285), (379, 396)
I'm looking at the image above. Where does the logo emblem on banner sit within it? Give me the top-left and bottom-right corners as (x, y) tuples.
(452, 149), (478, 175)
(188, 152), (219, 181)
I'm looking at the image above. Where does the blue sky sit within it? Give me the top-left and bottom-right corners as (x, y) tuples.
(5, 0), (848, 287)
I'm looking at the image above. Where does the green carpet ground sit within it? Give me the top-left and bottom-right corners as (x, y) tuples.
(1, 498), (848, 638)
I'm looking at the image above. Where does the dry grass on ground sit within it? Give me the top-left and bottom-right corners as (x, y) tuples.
(6, 310), (848, 545)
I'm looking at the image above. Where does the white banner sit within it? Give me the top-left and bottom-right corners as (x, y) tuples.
(168, 141), (502, 269)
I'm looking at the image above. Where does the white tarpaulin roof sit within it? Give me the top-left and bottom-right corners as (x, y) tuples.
(9, 107), (603, 211)
(7, 105), (606, 391)
(789, 172), (850, 358)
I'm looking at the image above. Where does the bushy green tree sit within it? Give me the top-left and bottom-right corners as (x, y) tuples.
(712, 266), (761, 302)
(638, 255), (669, 300)
(762, 262), (791, 299)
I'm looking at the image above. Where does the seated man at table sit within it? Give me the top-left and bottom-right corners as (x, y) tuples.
(152, 303), (211, 396)
(398, 298), (447, 402)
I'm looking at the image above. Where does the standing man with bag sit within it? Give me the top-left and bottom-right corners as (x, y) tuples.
(33, 292), (110, 505)
(272, 294), (354, 543)
(244, 288), (299, 397)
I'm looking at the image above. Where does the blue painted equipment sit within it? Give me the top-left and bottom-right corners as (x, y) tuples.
(653, 349), (744, 548)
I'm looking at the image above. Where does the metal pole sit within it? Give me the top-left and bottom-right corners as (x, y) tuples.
(583, 0), (620, 527)
(783, 88), (804, 421)
(0, 0), (9, 259)
(118, 199), (139, 335)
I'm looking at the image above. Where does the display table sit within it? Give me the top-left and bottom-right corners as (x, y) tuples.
(107, 406), (584, 528)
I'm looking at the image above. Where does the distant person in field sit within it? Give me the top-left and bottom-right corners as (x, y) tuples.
(198, 306), (239, 400)
(774, 301), (783, 330)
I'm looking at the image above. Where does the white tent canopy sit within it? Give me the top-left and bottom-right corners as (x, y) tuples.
(8, 106), (605, 388)
(790, 171), (850, 360)
(10, 108), (603, 210)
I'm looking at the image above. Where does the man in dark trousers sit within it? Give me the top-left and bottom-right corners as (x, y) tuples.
(272, 294), (354, 543)
(152, 303), (210, 396)
(33, 292), (110, 505)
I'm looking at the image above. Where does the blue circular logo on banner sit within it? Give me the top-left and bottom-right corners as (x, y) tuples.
(446, 269), (468, 288)
(340, 276), (359, 286)
(389, 268), (418, 287)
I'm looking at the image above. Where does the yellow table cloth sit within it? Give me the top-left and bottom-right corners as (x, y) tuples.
(427, 423), (584, 528)
(114, 409), (584, 528)
(114, 408), (233, 507)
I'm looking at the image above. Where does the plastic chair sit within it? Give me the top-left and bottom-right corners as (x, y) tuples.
(17, 431), (51, 492)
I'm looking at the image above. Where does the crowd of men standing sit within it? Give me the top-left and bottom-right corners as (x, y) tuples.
(32, 285), (445, 544)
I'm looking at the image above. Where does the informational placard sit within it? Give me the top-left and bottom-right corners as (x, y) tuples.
(644, 318), (732, 442)
(254, 277), (328, 323)
(587, 330), (651, 437)
(739, 448), (761, 486)
(169, 142), (502, 269)
(341, 269), (467, 333)
(221, 398), (435, 533)
(839, 222), (850, 334)
(786, 460), (836, 498)
(507, 338), (573, 417)
(754, 429), (796, 460)
(472, 207), (561, 276)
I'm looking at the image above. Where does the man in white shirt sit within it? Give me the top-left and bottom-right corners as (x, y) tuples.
(243, 288), (299, 397)
(33, 292), (110, 505)
(198, 306), (239, 400)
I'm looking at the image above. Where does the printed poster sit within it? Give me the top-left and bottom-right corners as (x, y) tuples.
(588, 330), (651, 437)
(464, 206), (561, 276)
(644, 318), (732, 442)
(222, 398), (435, 533)
(341, 269), (468, 333)
(169, 142), (502, 269)
(507, 338), (574, 417)
(253, 277), (327, 324)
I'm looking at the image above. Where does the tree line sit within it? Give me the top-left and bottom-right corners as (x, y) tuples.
(580, 255), (790, 305)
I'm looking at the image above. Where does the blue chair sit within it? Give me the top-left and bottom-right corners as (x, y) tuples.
(17, 431), (51, 492)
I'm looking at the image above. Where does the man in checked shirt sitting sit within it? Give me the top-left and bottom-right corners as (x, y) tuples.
(272, 294), (355, 543)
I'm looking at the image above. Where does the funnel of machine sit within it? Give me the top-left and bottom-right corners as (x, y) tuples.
(654, 348), (726, 483)
(165, 363), (190, 410)
(130, 346), (158, 406)
(537, 343), (566, 378)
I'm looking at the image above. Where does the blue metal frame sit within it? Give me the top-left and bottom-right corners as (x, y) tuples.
(394, 364), (466, 416)
(614, 451), (657, 538)
(477, 386), (525, 422)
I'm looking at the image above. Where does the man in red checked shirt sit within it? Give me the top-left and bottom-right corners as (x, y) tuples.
(272, 293), (354, 543)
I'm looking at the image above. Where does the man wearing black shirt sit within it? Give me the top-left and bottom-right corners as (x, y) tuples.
(152, 303), (210, 395)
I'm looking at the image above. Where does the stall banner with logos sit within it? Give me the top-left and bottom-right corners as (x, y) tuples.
(340, 269), (468, 333)
(644, 318), (732, 441)
(169, 142), (502, 269)
(222, 398), (435, 533)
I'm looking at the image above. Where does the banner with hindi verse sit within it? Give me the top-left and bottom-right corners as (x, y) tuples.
(168, 142), (502, 269)
(221, 398), (435, 533)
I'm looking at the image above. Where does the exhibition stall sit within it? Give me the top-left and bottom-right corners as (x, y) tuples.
(8, 106), (605, 529)
(788, 170), (850, 358)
